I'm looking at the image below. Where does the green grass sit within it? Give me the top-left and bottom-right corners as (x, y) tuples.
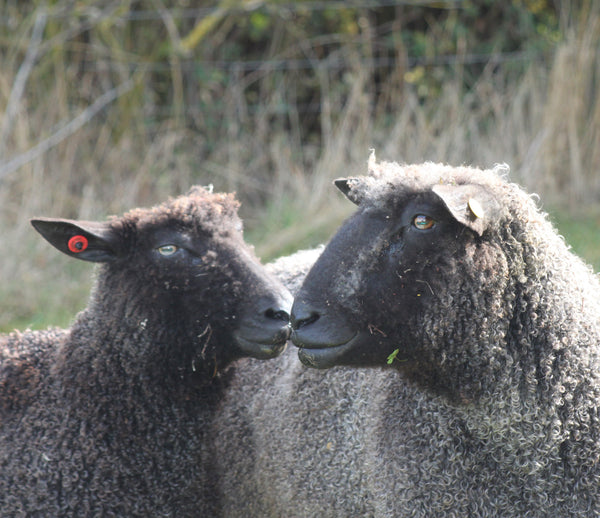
(245, 192), (352, 263)
(0, 259), (92, 333)
(551, 207), (600, 273)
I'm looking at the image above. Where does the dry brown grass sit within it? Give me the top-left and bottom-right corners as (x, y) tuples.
(1, 2), (599, 331)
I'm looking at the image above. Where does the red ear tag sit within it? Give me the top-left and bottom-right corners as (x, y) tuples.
(67, 235), (89, 253)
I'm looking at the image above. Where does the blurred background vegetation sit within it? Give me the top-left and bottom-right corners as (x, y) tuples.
(1, 0), (599, 331)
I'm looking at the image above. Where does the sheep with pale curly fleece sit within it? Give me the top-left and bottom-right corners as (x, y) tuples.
(218, 155), (600, 517)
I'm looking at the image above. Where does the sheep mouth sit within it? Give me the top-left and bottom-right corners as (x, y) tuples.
(293, 328), (395, 369)
(235, 325), (290, 360)
(292, 330), (359, 369)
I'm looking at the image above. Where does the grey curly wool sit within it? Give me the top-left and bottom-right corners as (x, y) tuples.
(0, 187), (291, 517)
(215, 246), (379, 516)
(264, 245), (324, 295)
(219, 156), (600, 516)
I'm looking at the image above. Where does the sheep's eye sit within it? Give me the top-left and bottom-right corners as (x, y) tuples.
(413, 214), (435, 230)
(157, 244), (179, 256)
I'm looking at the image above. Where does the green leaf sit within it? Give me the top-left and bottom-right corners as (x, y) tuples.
(387, 349), (400, 365)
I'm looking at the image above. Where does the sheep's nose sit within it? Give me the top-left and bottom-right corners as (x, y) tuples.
(235, 294), (291, 360)
(264, 307), (290, 322)
(290, 299), (320, 330)
(257, 293), (292, 323)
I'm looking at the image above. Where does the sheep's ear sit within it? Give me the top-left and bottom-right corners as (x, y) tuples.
(31, 218), (119, 262)
(431, 184), (501, 236)
(334, 178), (362, 206)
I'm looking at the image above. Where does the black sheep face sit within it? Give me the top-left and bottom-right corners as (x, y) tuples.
(31, 186), (292, 378)
(291, 162), (512, 397)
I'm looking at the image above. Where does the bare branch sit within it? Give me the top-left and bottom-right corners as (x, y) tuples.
(0, 9), (48, 156)
(0, 80), (135, 181)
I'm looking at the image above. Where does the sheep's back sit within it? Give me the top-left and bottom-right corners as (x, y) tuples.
(215, 348), (381, 516)
(215, 245), (375, 516)
(0, 328), (65, 417)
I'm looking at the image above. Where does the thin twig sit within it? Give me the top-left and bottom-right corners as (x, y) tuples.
(0, 9), (48, 156)
(0, 79), (134, 181)
(415, 279), (435, 295)
(151, 0), (184, 123)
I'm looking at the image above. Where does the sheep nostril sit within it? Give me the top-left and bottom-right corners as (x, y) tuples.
(264, 308), (290, 322)
(291, 311), (320, 330)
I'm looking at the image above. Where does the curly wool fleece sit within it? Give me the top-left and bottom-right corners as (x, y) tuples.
(217, 158), (600, 517)
(0, 186), (291, 517)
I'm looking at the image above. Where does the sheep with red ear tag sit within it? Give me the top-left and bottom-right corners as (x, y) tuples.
(0, 186), (292, 516)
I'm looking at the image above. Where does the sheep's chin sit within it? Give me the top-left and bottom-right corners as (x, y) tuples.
(295, 333), (361, 369)
(234, 333), (288, 360)
(295, 330), (396, 369)
(296, 342), (355, 369)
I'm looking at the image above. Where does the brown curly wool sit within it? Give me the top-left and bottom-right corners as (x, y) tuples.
(0, 186), (291, 517)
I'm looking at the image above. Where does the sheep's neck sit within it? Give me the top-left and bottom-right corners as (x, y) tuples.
(54, 303), (228, 403)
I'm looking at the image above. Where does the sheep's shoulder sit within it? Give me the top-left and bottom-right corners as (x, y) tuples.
(0, 328), (65, 415)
